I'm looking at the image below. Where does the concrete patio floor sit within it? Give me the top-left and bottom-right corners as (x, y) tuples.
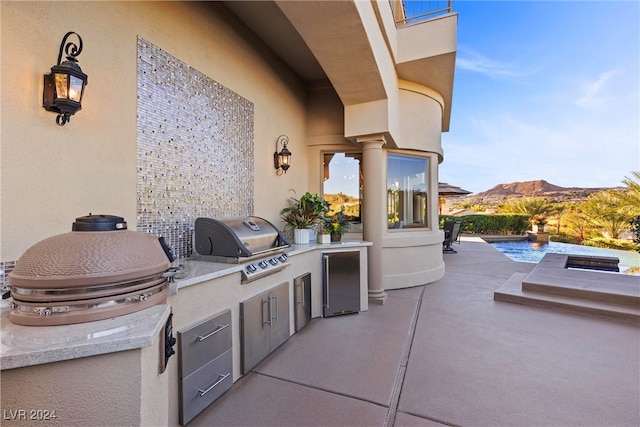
(190, 237), (640, 427)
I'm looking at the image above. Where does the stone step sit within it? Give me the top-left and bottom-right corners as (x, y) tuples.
(494, 273), (640, 324)
(522, 280), (640, 308)
(521, 253), (640, 308)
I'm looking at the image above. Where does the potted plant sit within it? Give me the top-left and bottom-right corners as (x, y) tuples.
(531, 214), (547, 233)
(316, 220), (331, 244)
(298, 192), (330, 240)
(325, 210), (352, 242)
(280, 207), (313, 244)
(280, 192), (329, 244)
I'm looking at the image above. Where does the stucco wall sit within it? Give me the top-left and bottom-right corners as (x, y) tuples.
(397, 82), (444, 157)
(1, 350), (143, 426)
(0, 1), (307, 262)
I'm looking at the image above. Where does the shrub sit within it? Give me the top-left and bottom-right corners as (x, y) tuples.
(584, 237), (637, 251)
(439, 214), (529, 235)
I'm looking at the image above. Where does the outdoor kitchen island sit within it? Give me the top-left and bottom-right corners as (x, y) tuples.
(0, 240), (370, 426)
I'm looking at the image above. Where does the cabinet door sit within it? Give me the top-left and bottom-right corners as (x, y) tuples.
(294, 274), (311, 332)
(240, 291), (271, 374)
(269, 282), (290, 351)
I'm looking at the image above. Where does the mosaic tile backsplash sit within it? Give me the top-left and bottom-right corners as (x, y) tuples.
(137, 36), (254, 259)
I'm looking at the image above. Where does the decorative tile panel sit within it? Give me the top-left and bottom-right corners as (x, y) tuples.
(0, 261), (15, 290)
(137, 37), (254, 259)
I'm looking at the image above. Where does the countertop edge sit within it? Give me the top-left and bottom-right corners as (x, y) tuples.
(1, 304), (171, 370)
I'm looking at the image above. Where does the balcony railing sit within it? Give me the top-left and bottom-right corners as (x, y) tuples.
(391, 0), (453, 26)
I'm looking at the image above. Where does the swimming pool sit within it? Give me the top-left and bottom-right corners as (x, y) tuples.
(490, 240), (640, 272)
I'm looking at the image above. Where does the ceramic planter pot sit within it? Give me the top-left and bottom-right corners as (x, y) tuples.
(318, 233), (330, 244)
(294, 228), (310, 244)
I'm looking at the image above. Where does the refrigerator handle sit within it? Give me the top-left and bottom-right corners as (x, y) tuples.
(323, 255), (330, 309)
(296, 282), (303, 305)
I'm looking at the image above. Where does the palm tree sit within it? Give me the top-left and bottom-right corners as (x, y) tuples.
(580, 190), (633, 239)
(499, 197), (562, 222)
(561, 205), (594, 244)
(615, 171), (640, 217)
(617, 171), (640, 252)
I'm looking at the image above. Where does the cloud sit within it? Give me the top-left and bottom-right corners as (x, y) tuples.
(456, 47), (532, 79)
(441, 111), (638, 193)
(575, 69), (619, 108)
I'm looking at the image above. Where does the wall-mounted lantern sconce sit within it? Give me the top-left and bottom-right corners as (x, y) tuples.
(273, 135), (292, 175)
(43, 32), (88, 126)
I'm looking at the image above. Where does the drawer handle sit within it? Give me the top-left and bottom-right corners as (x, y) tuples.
(198, 373), (230, 397)
(197, 324), (229, 342)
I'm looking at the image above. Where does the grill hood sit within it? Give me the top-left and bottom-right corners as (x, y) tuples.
(194, 216), (289, 259)
(8, 214), (174, 326)
(9, 228), (171, 289)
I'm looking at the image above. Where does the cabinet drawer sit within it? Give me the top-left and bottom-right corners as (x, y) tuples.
(180, 348), (233, 425)
(178, 309), (231, 379)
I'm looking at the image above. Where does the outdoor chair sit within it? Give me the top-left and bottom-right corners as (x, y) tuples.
(443, 220), (462, 253)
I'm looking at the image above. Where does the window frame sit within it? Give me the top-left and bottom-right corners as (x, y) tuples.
(386, 151), (431, 231)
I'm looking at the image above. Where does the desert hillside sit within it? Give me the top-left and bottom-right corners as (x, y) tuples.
(469, 180), (617, 202)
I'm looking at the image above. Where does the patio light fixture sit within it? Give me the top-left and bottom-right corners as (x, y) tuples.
(43, 32), (88, 126)
(274, 134), (292, 175)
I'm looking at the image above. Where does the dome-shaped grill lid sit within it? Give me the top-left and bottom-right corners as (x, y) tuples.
(72, 214), (127, 231)
(9, 230), (171, 288)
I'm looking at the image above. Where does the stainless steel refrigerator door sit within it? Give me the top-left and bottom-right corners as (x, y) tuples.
(323, 251), (360, 317)
(294, 273), (312, 331)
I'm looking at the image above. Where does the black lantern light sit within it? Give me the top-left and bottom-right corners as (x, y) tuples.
(273, 134), (292, 175)
(43, 32), (88, 126)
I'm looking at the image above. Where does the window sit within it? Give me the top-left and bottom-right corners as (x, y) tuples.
(323, 153), (362, 227)
(387, 153), (429, 229)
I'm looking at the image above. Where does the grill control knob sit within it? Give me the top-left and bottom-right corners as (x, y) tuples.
(269, 258), (278, 266)
(278, 254), (288, 263)
(246, 264), (257, 273)
(258, 261), (268, 269)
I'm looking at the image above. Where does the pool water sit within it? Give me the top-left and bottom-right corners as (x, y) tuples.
(490, 240), (640, 272)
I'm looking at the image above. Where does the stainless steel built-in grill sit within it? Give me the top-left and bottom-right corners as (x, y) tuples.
(194, 216), (290, 283)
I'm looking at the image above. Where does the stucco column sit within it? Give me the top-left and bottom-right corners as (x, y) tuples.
(360, 136), (387, 304)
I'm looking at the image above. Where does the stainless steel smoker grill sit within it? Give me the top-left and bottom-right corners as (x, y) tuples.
(193, 216), (290, 283)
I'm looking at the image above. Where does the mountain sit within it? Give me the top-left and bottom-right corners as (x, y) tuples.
(469, 180), (616, 202)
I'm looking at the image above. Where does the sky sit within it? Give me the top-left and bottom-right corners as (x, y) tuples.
(439, 0), (640, 194)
